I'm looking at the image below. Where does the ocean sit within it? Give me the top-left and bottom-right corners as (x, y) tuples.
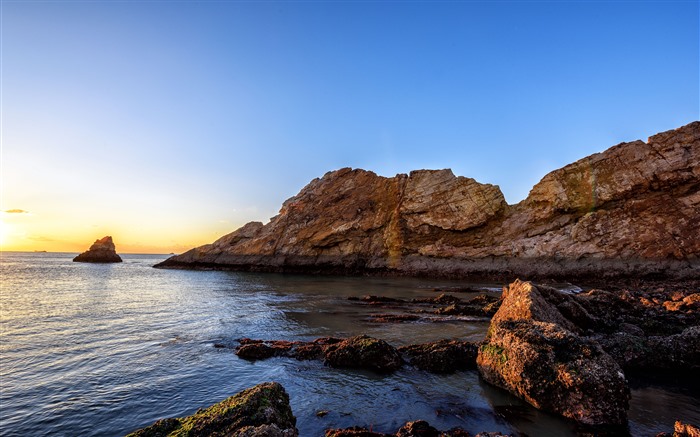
(1, 252), (697, 436)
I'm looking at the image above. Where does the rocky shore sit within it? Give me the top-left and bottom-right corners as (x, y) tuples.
(182, 279), (697, 436)
(73, 236), (123, 263)
(142, 123), (698, 435)
(155, 122), (699, 281)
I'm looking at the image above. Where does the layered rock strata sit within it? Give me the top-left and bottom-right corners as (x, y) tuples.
(156, 122), (699, 279)
(73, 236), (123, 263)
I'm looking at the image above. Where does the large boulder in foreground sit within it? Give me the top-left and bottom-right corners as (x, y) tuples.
(126, 382), (298, 437)
(73, 236), (122, 263)
(477, 280), (629, 427)
(156, 122), (699, 280)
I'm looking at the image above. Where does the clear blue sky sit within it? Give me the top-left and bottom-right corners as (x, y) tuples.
(2, 0), (698, 252)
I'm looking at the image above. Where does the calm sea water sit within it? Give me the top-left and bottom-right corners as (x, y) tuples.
(1, 252), (698, 436)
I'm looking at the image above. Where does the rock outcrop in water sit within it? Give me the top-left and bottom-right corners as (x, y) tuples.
(477, 280), (630, 428)
(126, 382), (298, 437)
(233, 336), (480, 374)
(73, 236), (122, 263)
(155, 122), (699, 280)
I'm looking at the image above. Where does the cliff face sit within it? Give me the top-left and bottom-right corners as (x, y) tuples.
(156, 122), (700, 279)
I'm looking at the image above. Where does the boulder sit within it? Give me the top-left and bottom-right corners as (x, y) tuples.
(477, 280), (629, 427)
(395, 420), (440, 437)
(398, 340), (477, 373)
(126, 382), (297, 436)
(73, 236), (122, 263)
(323, 335), (403, 373)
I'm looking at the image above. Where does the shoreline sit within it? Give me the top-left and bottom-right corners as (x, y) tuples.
(129, 278), (700, 436)
(154, 257), (700, 288)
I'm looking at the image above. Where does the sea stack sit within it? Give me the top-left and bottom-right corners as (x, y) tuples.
(73, 236), (123, 263)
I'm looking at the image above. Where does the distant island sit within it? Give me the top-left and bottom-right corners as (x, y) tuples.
(155, 121), (699, 281)
(73, 236), (123, 263)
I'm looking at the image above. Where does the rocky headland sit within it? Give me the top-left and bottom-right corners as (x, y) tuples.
(155, 122), (699, 281)
(145, 123), (699, 435)
(73, 236), (123, 263)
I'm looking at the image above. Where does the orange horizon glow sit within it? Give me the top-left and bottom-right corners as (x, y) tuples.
(0, 213), (239, 255)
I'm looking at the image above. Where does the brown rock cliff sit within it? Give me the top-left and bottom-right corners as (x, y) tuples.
(156, 122), (699, 279)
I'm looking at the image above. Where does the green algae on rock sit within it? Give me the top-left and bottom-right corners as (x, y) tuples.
(126, 382), (297, 437)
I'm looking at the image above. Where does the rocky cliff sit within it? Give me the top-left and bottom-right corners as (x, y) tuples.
(156, 122), (700, 279)
(73, 236), (123, 263)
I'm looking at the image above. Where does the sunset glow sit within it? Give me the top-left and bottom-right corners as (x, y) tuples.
(2, 1), (697, 254)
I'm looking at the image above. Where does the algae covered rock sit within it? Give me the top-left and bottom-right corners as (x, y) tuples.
(323, 335), (403, 373)
(126, 382), (298, 437)
(73, 236), (122, 263)
(398, 340), (477, 373)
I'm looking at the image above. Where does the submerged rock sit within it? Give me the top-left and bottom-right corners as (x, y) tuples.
(477, 280), (629, 427)
(325, 421), (504, 437)
(156, 122), (700, 280)
(126, 382), (297, 437)
(73, 236), (122, 263)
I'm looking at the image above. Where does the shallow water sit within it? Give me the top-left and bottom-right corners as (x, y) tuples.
(1, 252), (697, 436)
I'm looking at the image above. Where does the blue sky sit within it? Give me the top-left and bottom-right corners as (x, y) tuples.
(1, 0), (698, 252)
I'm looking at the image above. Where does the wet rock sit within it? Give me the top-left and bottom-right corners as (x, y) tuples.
(412, 294), (462, 305)
(674, 421), (700, 437)
(368, 314), (422, 323)
(73, 236), (122, 263)
(423, 293), (501, 318)
(325, 422), (505, 437)
(398, 340), (478, 373)
(324, 335), (403, 373)
(234, 336), (403, 373)
(236, 340), (299, 361)
(477, 280), (629, 427)
(236, 343), (280, 360)
(395, 420), (439, 436)
(126, 382), (297, 437)
(324, 427), (392, 437)
(349, 295), (406, 304)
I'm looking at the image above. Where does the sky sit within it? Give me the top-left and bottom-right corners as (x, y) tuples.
(1, 0), (698, 254)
